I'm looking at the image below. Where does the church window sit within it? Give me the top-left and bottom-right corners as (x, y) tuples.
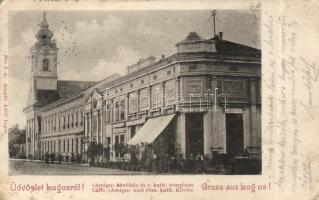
(42, 58), (49, 71)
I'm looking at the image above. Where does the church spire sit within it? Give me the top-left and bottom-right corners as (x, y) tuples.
(39, 12), (49, 28)
(35, 12), (54, 47)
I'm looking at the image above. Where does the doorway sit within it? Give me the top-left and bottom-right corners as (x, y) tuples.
(226, 113), (244, 156)
(185, 113), (204, 157)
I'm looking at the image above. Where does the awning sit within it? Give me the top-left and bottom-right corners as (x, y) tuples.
(127, 114), (175, 145)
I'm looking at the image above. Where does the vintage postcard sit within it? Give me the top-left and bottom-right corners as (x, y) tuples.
(0, 0), (318, 199)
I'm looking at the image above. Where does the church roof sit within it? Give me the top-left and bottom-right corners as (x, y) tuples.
(35, 80), (97, 107)
(38, 74), (121, 111)
(57, 80), (97, 98)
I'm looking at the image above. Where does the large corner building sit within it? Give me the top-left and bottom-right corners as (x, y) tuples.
(24, 14), (261, 162)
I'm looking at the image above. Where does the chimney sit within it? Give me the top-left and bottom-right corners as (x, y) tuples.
(219, 32), (223, 40)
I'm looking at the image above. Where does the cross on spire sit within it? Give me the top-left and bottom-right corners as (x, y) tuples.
(39, 11), (48, 28)
(43, 12), (46, 22)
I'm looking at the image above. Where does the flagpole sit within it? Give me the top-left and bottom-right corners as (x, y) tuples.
(213, 13), (216, 36)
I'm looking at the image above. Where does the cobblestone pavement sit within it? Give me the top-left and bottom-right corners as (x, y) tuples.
(9, 160), (151, 175)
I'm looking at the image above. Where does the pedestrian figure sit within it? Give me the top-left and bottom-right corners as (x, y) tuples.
(196, 152), (204, 173)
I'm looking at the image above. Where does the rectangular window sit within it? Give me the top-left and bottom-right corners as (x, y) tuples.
(167, 70), (171, 76)
(67, 115), (69, 129)
(93, 101), (97, 109)
(75, 138), (78, 154)
(80, 112), (83, 126)
(58, 118), (60, 130)
(120, 135), (125, 157)
(115, 135), (119, 144)
(106, 104), (111, 123)
(120, 100), (125, 120)
(98, 112), (101, 133)
(189, 65), (198, 71)
(53, 117), (56, 131)
(75, 112), (78, 127)
(115, 102), (119, 121)
(63, 116), (65, 130)
(115, 135), (121, 158)
(86, 114), (90, 133)
(153, 75), (157, 80)
(103, 100), (106, 107)
(71, 139), (74, 153)
(92, 115), (97, 133)
(71, 115), (73, 128)
(106, 137), (111, 147)
(120, 134), (125, 144)
(151, 85), (162, 108)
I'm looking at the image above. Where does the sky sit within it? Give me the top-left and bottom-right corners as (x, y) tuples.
(8, 10), (260, 128)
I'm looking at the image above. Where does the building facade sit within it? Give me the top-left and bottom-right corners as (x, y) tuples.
(25, 15), (261, 162)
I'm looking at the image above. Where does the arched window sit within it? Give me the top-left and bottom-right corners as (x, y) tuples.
(42, 58), (49, 71)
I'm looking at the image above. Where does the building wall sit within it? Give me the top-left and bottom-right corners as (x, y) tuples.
(82, 56), (261, 160)
(25, 109), (41, 159)
(39, 96), (85, 160)
(25, 45), (261, 162)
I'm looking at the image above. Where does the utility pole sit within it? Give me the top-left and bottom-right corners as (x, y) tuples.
(208, 10), (217, 37)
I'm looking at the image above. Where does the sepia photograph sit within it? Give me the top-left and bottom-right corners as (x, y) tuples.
(2, 0), (319, 200)
(8, 9), (261, 175)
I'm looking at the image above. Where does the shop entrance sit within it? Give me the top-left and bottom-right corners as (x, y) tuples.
(185, 113), (203, 157)
(226, 113), (244, 156)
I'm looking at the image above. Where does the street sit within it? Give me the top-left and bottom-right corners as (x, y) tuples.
(9, 160), (151, 175)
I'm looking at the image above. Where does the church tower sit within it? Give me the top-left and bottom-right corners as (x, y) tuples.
(24, 12), (58, 159)
(27, 12), (58, 106)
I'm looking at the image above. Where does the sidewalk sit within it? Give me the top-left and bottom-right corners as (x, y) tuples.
(9, 158), (89, 166)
